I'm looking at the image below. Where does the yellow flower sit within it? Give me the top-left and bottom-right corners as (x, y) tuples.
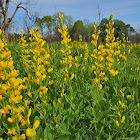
(127, 49), (130, 55)
(27, 108), (32, 118)
(0, 95), (2, 101)
(1, 84), (10, 91)
(75, 63), (80, 68)
(26, 128), (36, 137)
(70, 73), (74, 80)
(115, 120), (119, 128)
(127, 95), (131, 98)
(35, 103), (40, 107)
(99, 72), (105, 77)
(92, 65), (96, 70)
(48, 80), (55, 85)
(44, 61), (50, 65)
(41, 74), (46, 81)
(58, 98), (61, 104)
(40, 86), (48, 93)
(121, 103), (125, 109)
(7, 117), (15, 123)
(116, 109), (121, 117)
(103, 77), (108, 81)
(118, 100), (122, 105)
(99, 84), (102, 91)
(33, 120), (40, 130)
(109, 69), (118, 76)
(35, 71), (41, 77)
(93, 78), (99, 84)
(48, 68), (53, 73)
(28, 92), (31, 97)
(7, 128), (16, 135)
(12, 136), (18, 140)
(19, 134), (26, 140)
(98, 55), (104, 62)
(121, 116), (125, 123)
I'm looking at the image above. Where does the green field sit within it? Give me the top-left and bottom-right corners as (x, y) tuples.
(0, 14), (140, 140)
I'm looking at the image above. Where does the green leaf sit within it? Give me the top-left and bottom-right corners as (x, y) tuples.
(36, 127), (43, 139)
(60, 122), (67, 134)
(64, 94), (75, 110)
(97, 110), (109, 121)
(50, 128), (59, 137)
(7, 135), (12, 140)
(23, 93), (32, 101)
(58, 134), (70, 140)
(86, 129), (98, 137)
(0, 129), (5, 136)
(3, 122), (8, 129)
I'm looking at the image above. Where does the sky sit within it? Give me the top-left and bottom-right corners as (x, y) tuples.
(10, 0), (140, 32)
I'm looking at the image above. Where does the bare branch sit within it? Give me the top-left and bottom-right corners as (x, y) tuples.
(8, 2), (21, 23)
(0, 0), (5, 15)
(9, 2), (31, 23)
(6, 0), (10, 11)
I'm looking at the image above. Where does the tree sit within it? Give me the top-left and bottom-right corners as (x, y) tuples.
(100, 18), (135, 42)
(35, 15), (56, 41)
(44, 16), (55, 43)
(125, 24), (135, 36)
(71, 20), (87, 41)
(113, 19), (126, 39)
(35, 17), (46, 37)
(83, 19), (93, 41)
(0, 0), (30, 41)
(100, 18), (109, 43)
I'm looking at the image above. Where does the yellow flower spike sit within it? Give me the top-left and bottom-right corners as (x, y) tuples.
(121, 116), (125, 123)
(33, 120), (40, 130)
(115, 120), (119, 128)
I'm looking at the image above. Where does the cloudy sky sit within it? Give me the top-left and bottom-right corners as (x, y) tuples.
(11, 0), (140, 32)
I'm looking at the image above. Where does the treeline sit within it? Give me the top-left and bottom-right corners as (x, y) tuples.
(11, 12), (140, 43)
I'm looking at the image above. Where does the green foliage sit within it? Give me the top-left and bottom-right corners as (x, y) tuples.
(2, 40), (139, 140)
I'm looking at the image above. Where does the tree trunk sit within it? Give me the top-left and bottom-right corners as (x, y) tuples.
(0, 0), (28, 41)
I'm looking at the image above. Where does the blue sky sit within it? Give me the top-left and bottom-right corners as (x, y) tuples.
(11, 0), (140, 32)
